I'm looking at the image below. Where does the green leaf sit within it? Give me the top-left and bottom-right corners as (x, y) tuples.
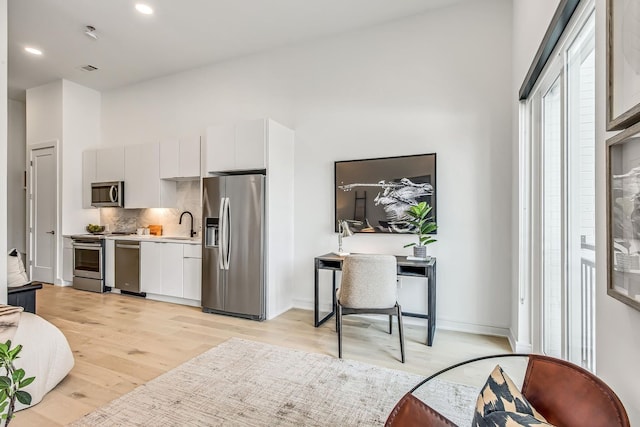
(403, 243), (416, 248)
(15, 390), (32, 405)
(9, 344), (22, 359)
(0, 390), (7, 402)
(18, 377), (35, 389)
(12, 368), (25, 383)
(0, 377), (11, 389)
(0, 402), (7, 413)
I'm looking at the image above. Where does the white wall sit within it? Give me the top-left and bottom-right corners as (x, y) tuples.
(0, 0), (7, 303)
(101, 0), (513, 333)
(594, 0), (640, 423)
(510, 0), (560, 350)
(7, 99), (26, 254)
(26, 80), (100, 284)
(60, 80), (101, 236)
(512, 0), (561, 89)
(26, 81), (62, 145)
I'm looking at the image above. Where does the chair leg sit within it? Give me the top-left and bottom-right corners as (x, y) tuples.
(337, 303), (343, 359)
(388, 314), (393, 334)
(397, 304), (405, 363)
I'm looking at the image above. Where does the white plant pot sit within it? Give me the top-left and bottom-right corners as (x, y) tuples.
(413, 245), (427, 259)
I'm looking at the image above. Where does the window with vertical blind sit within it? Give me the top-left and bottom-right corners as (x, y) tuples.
(520, 3), (595, 371)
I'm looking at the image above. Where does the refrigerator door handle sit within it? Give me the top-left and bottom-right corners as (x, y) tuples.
(224, 197), (231, 270)
(218, 197), (226, 271)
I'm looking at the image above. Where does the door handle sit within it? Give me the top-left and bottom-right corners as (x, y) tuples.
(46, 230), (55, 235)
(218, 198), (225, 271)
(110, 185), (118, 203)
(116, 244), (139, 249)
(224, 197), (230, 270)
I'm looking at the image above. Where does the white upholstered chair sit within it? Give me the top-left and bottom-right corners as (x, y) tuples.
(336, 254), (405, 363)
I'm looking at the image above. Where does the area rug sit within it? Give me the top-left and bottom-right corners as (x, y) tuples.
(70, 338), (478, 426)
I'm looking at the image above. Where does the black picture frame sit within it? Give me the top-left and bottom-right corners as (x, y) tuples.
(334, 153), (436, 234)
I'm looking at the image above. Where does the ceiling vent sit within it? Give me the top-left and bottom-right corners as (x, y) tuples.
(80, 64), (98, 72)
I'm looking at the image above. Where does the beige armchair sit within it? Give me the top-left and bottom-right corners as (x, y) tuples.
(336, 254), (405, 363)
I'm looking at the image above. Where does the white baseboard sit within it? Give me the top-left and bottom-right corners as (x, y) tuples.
(437, 319), (510, 339)
(507, 329), (533, 353)
(54, 279), (72, 287)
(145, 293), (201, 308)
(293, 298), (510, 338)
(268, 304), (293, 320)
(293, 297), (323, 312)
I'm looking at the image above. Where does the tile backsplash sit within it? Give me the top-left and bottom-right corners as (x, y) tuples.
(100, 181), (202, 237)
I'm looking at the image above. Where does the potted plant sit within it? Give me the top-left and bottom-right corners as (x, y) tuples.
(0, 340), (34, 426)
(403, 202), (437, 259)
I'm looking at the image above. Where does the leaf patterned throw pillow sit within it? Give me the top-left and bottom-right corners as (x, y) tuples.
(472, 365), (556, 427)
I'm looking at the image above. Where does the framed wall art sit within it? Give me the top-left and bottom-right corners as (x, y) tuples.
(607, 0), (640, 130)
(607, 121), (640, 311)
(334, 153), (436, 234)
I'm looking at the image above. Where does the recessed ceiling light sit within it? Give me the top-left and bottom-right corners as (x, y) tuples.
(135, 3), (153, 15)
(25, 47), (42, 55)
(84, 25), (98, 40)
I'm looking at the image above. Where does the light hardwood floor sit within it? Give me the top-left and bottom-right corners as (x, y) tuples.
(14, 284), (510, 426)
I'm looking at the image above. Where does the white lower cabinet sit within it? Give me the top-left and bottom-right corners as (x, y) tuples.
(183, 243), (202, 301)
(140, 241), (163, 294)
(105, 239), (115, 288)
(161, 243), (184, 298)
(139, 241), (201, 302)
(63, 238), (73, 282)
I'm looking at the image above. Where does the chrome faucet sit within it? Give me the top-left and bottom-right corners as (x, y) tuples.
(179, 211), (196, 238)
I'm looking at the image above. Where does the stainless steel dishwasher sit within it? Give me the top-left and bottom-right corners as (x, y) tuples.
(115, 240), (142, 294)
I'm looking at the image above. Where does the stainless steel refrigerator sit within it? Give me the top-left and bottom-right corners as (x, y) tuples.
(202, 174), (266, 320)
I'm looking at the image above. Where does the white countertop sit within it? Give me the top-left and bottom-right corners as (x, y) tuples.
(105, 235), (201, 245)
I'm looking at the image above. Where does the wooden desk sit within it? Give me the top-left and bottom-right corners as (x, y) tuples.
(314, 253), (437, 346)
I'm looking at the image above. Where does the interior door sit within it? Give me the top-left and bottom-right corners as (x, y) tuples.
(30, 146), (57, 283)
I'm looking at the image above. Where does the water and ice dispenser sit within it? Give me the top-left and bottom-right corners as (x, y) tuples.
(205, 217), (219, 247)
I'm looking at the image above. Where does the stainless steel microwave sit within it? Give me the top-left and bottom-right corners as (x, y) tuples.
(91, 181), (124, 208)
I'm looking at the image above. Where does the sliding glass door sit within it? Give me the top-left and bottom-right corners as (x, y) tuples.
(524, 7), (595, 370)
(542, 77), (563, 358)
(566, 17), (595, 370)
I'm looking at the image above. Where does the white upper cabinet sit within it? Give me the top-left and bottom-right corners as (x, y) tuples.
(235, 119), (266, 170)
(160, 135), (201, 180)
(159, 138), (180, 179)
(96, 146), (125, 182)
(204, 119), (266, 173)
(204, 124), (235, 173)
(84, 146), (125, 209)
(179, 135), (201, 178)
(82, 150), (97, 208)
(125, 142), (176, 208)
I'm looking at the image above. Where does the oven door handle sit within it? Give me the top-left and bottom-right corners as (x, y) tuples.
(73, 243), (103, 250)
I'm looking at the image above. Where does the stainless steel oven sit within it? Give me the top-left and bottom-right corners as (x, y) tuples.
(71, 236), (105, 292)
